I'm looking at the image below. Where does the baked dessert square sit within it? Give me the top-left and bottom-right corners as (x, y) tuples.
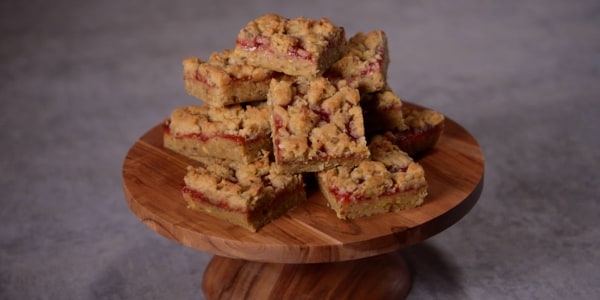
(361, 86), (408, 134)
(317, 134), (427, 219)
(268, 76), (370, 173)
(233, 13), (347, 78)
(183, 49), (280, 107)
(325, 30), (390, 93)
(182, 155), (306, 232)
(387, 105), (445, 157)
(163, 103), (272, 163)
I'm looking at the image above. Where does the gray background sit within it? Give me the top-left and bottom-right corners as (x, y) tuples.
(2, 0), (599, 299)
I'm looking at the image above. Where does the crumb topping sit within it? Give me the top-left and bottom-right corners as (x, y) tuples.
(402, 106), (445, 129)
(206, 49), (274, 80)
(368, 135), (413, 171)
(362, 88), (402, 111)
(347, 30), (388, 60)
(183, 50), (274, 85)
(326, 30), (388, 90)
(268, 77), (368, 160)
(168, 104), (270, 140)
(236, 13), (346, 57)
(319, 134), (425, 201)
(184, 156), (302, 209)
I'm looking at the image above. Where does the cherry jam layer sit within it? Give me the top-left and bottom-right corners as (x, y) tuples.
(163, 122), (267, 145)
(183, 185), (248, 214)
(183, 183), (303, 214)
(394, 124), (443, 150)
(236, 35), (346, 62)
(360, 48), (386, 76)
(236, 35), (270, 52)
(328, 184), (423, 205)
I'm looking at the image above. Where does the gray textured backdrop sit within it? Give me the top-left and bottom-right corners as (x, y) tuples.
(1, 0), (599, 299)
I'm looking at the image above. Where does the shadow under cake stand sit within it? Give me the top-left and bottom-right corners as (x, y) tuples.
(122, 105), (484, 299)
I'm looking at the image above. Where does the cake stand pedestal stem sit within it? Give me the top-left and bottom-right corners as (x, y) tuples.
(202, 251), (411, 300)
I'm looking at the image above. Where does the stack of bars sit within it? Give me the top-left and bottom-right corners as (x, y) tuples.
(163, 14), (445, 232)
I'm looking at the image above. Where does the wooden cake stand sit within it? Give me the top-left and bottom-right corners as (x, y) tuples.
(122, 104), (484, 299)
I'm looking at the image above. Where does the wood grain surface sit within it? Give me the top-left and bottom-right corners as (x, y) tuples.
(122, 104), (484, 264)
(203, 250), (411, 300)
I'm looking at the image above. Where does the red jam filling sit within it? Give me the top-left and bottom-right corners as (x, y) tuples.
(395, 124), (443, 152)
(287, 46), (312, 60)
(236, 35), (270, 51)
(345, 115), (362, 140)
(307, 102), (361, 141)
(183, 181), (303, 214)
(360, 48), (385, 76)
(272, 114), (285, 158)
(193, 71), (211, 86)
(237, 36), (316, 61)
(164, 122), (266, 145)
(274, 106), (360, 140)
(310, 105), (331, 123)
(329, 184), (421, 205)
(232, 75), (254, 82)
(386, 165), (409, 173)
(183, 185), (248, 214)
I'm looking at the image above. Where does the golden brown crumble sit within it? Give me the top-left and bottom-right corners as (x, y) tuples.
(402, 106), (445, 129)
(182, 50), (279, 106)
(205, 49), (275, 81)
(268, 77), (369, 167)
(234, 14), (347, 78)
(237, 14), (343, 54)
(326, 30), (389, 92)
(183, 155), (303, 210)
(318, 134), (426, 201)
(167, 103), (270, 140)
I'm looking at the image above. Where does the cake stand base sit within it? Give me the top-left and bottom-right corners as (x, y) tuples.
(202, 251), (411, 299)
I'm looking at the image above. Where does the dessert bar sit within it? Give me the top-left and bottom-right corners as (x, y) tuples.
(183, 49), (280, 107)
(326, 30), (390, 93)
(317, 134), (427, 219)
(163, 103), (271, 163)
(387, 106), (445, 156)
(233, 14), (347, 78)
(268, 76), (370, 173)
(182, 155), (306, 232)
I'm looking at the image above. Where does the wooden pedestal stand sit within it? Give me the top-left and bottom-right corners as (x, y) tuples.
(122, 105), (484, 299)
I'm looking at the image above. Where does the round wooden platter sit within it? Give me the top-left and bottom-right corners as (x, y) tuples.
(122, 106), (484, 265)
